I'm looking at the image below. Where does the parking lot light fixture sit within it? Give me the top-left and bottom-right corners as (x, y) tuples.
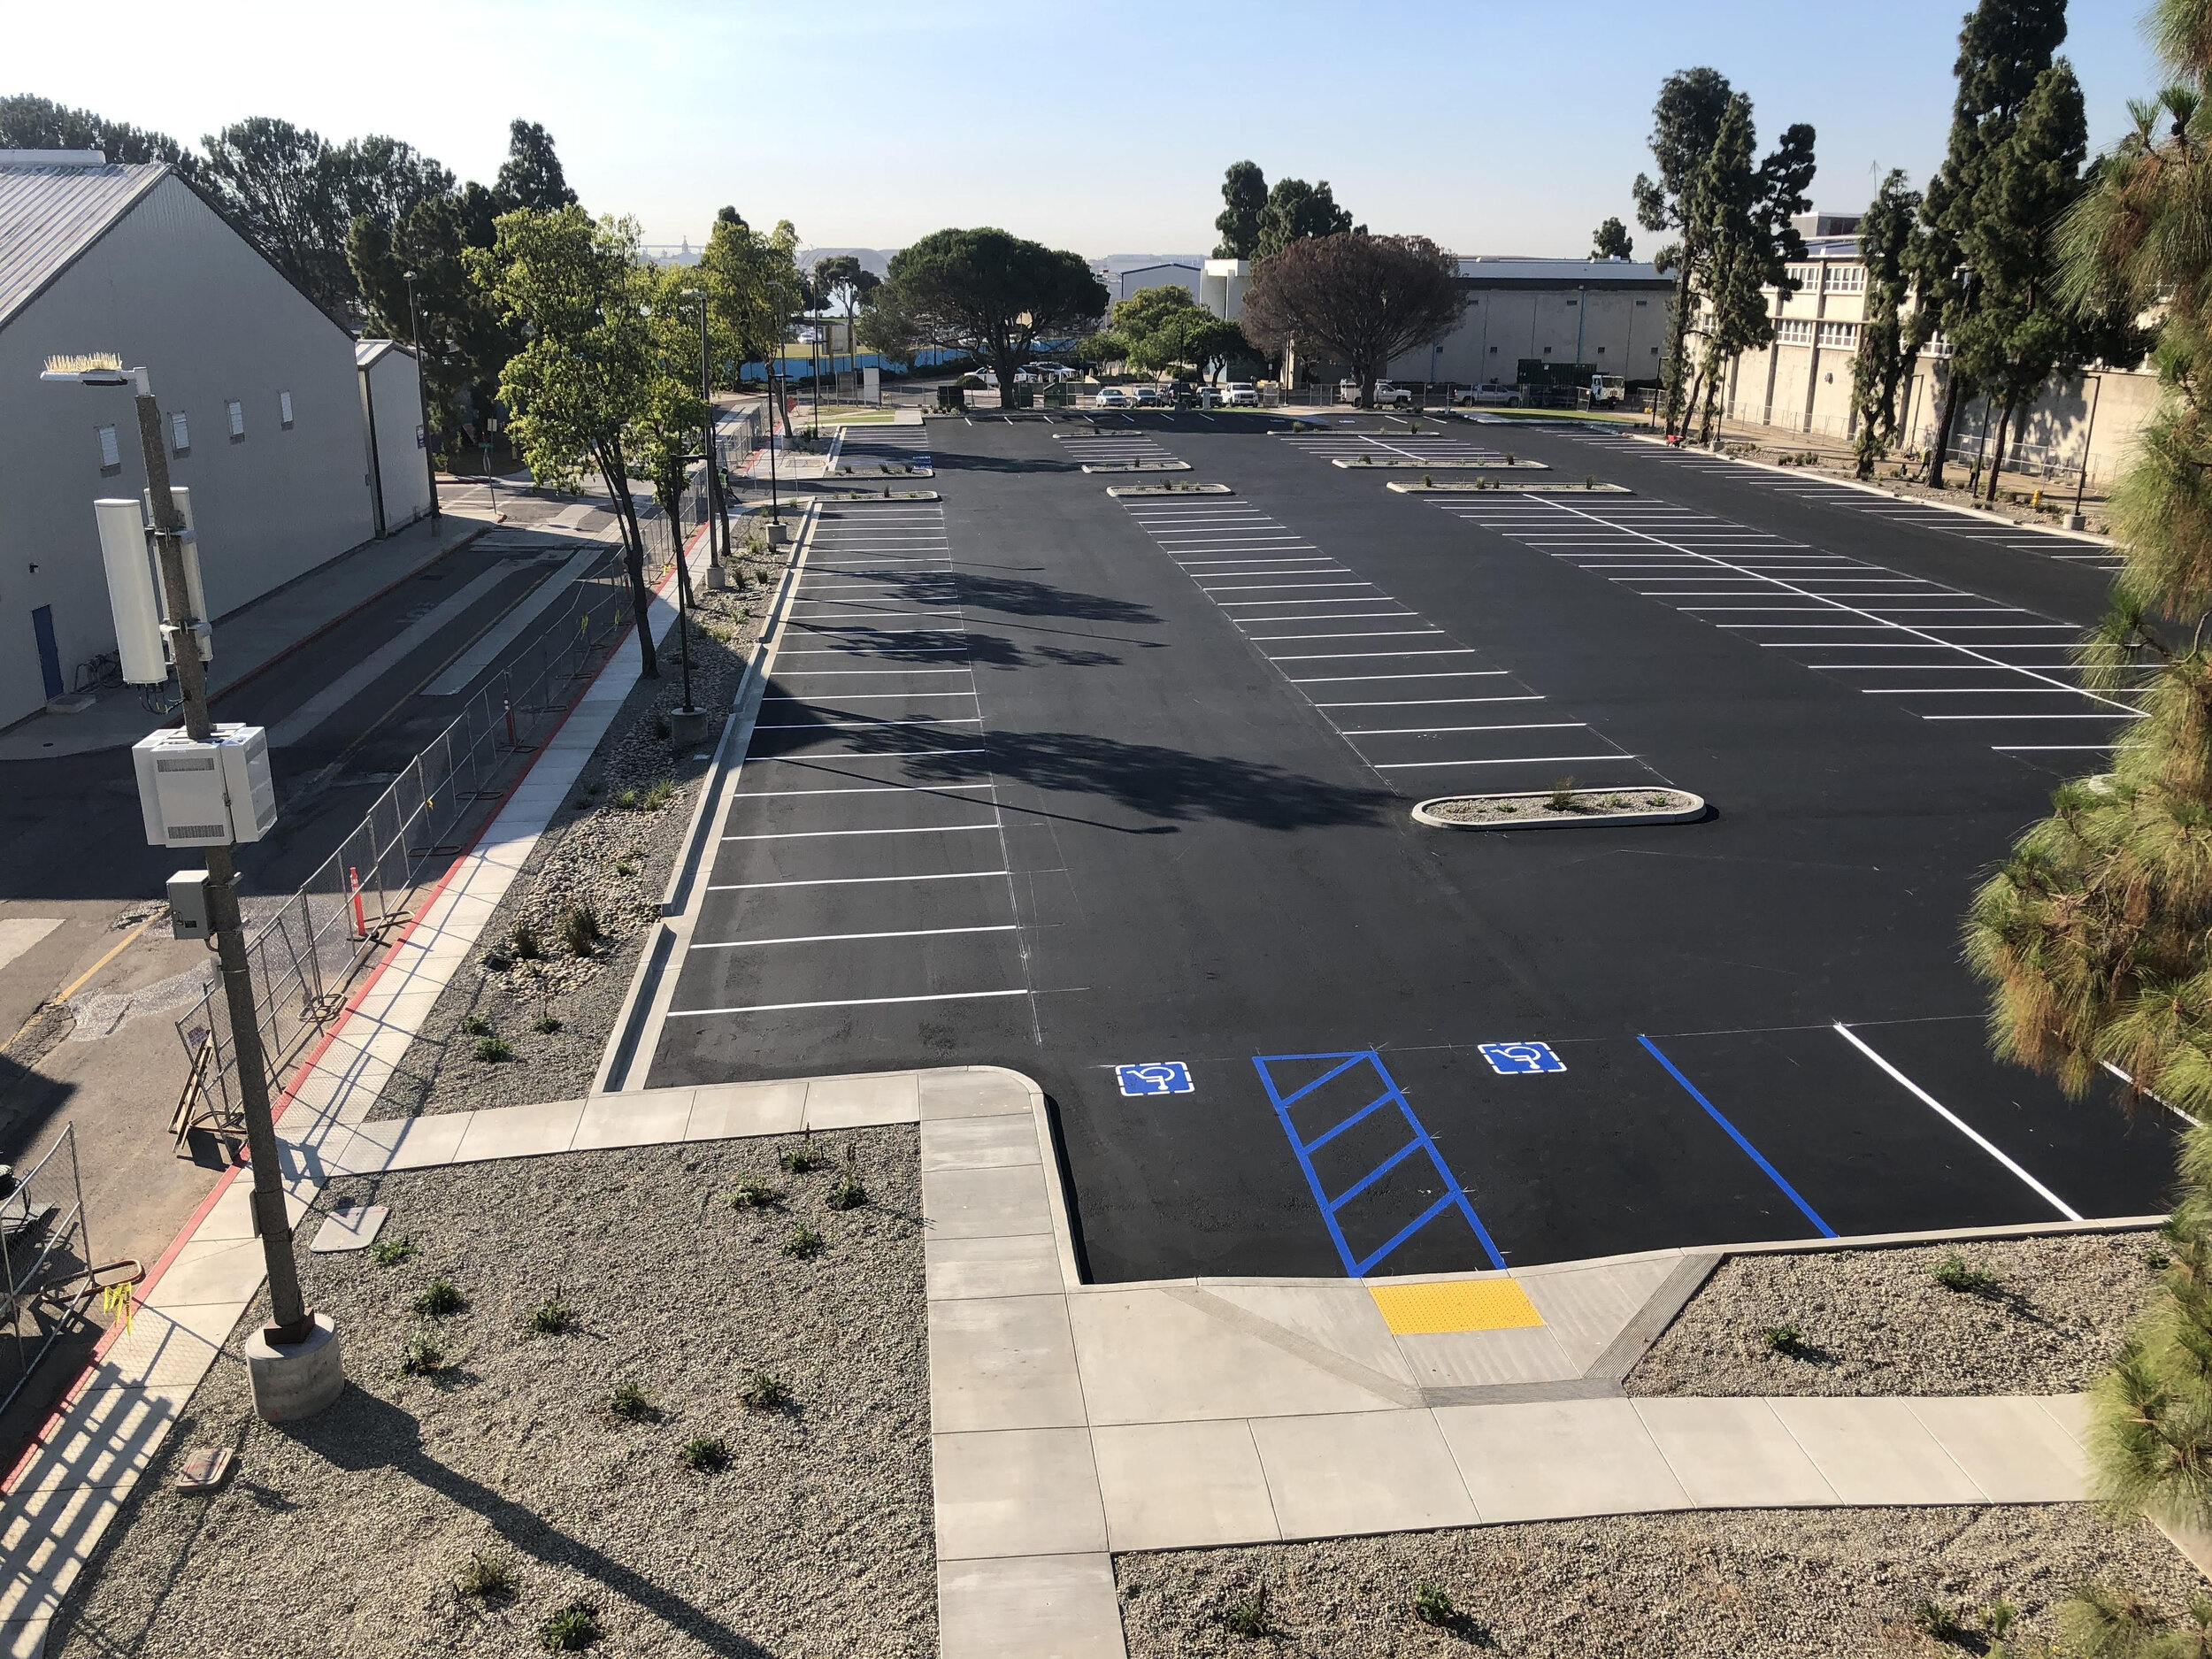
(40, 355), (334, 1411)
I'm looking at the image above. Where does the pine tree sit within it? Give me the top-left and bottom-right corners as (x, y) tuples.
(1849, 171), (1928, 478)
(1215, 161), (1267, 259)
(1591, 217), (1634, 260)
(1964, 0), (2212, 1535)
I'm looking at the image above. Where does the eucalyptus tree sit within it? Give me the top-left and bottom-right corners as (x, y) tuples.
(1215, 160), (1268, 258)
(1253, 177), (1356, 259)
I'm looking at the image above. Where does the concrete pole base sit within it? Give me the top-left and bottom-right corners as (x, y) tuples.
(245, 1313), (344, 1423)
(2062, 511), (2086, 532)
(703, 562), (727, 591)
(668, 707), (712, 747)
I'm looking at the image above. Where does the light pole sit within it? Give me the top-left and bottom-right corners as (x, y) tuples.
(41, 355), (338, 1418)
(403, 271), (441, 528)
(681, 288), (726, 562)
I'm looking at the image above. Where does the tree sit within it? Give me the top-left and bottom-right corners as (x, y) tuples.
(1631, 70), (1814, 438)
(1847, 170), (1928, 478)
(856, 283), (923, 373)
(812, 254), (880, 379)
(470, 206), (659, 679)
(197, 117), (356, 318)
(1634, 67), (1736, 433)
(334, 135), (454, 240)
(0, 94), (189, 167)
(879, 228), (1109, 408)
(1240, 233), (1464, 406)
(349, 190), (515, 445)
(1591, 216), (1635, 260)
(1215, 160), (1268, 258)
(496, 119), (578, 212)
(1254, 177), (1355, 259)
(698, 211), (805, 431)
(1962, 0), (2212, 1544)
(1916, 0), (2072, 487)
(1110, 286), (1251, 380)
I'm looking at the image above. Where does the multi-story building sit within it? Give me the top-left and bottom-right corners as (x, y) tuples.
(1707, 212), (2156, 485)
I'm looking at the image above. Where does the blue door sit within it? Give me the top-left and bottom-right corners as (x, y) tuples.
(30, 606), (62, 700)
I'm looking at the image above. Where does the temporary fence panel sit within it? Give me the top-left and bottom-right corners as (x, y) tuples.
(0, 1125), (93, 1418)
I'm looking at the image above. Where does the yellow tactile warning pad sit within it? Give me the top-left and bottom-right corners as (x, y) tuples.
(1368, 1278), (1546, 1335)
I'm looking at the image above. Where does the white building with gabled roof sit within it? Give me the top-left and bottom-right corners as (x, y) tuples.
(0, 150), (400, 728)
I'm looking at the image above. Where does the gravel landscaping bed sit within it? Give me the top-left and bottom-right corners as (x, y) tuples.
(1420, 787), (1698, 826)
(369, 538), (790, 1120)
(1625, 1233), (2164, 1398)
(1116, 1505), (2201, 1657)
(50, 1127), (932, 1658)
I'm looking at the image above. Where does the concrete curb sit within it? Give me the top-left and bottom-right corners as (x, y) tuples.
(592, 500), (820, 1096)
(1104, 484), (1233, 498)
(1334, 457), (1552, 471)
(1413, 789), (1706, 830)
(1388, 480), (1632, 495)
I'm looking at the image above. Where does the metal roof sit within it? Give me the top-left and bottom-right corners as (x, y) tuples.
(0, 157), (166, 332)
(1456, 257), (1669, 286)
(355, 339), (419, 370)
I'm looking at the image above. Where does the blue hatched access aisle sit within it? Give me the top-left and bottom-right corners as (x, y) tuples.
(1253, 1049), (1506, 1277)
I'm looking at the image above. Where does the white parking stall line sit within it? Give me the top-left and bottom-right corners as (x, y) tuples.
(722, 824), (1003, 841)
(691, 926), (1021, 949)
(668, 989), (1029, 1018)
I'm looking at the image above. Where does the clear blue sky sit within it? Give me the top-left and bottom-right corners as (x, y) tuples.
(13, 0), (2163, 256)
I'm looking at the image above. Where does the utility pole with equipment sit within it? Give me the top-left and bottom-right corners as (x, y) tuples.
(42, 354), (342, 1423)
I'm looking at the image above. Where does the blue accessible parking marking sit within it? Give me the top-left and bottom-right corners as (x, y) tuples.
(1636, 1033), (1836, 1238)
(1117, 1062), (1193, 1097)
(1253, 1049), (1506, 1277)
(1479, 1041), (1566, 1076)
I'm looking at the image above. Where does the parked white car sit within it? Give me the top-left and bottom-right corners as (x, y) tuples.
(1220, 382), (1259, 407)
(1454, 381), (1520, 407)
(965, 369), (999, 388)
(1093, 387), (1133, 410)
(1029, 362), (1079, 380)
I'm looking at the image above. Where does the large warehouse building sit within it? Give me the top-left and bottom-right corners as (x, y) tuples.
(0, 150), (427, 730)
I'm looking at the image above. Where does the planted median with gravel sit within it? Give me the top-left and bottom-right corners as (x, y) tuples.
(1415, 785), (1704, 829)
(47, 1129), (933, 1657)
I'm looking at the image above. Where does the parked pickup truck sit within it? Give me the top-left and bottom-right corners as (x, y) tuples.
(1340, 378), (1413, 406)
(1454, 381), (1521, 407)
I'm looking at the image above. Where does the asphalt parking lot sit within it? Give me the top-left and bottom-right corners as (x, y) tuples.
(645, 407), (2178, 1286)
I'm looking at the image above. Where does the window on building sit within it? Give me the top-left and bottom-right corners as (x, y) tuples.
(1489, 345), (1498, 353)
(1817, 320), (1860, 349)
(1776, 318), (1815, 345)
(171, 411), (189, 454)
(1542, 345), (1552, 354)
(227, 399), (245, 439)
(1597, 346), (1606, 354)
(1651, 346), (1660, 353)
(280, 390), (295, 428)
(1824, 265), (1866, 293)
(1785, 264), (1816, 290)
(1636, 299), (1647, 306)
(96, 426), (119, 470)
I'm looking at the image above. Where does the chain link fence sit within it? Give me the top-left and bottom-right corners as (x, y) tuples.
(174, 503), (685, 1135)
(0, 1126), (97, 1418)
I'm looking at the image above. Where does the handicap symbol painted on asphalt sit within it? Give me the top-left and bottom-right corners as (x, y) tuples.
(1116, 1062), (1194, 1097)
(1479, 1041), (1566, 1076)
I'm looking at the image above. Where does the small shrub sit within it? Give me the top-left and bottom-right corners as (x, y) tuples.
(681, 1435), (731, 1472)
(1586, 473), (1596, 488)
(458, 1013), (492, 1037)
(1225, 1586), (1271, 1637)
(607, 1382), (651, 1422)
(1932, 1252), (1996, 1294)
(402, 1331), (446, 1375)
(370, 1234), (416, 1267)
(1548, 776), (1578, 811)
(529, 1297), (574, 1335)
(473, 1035), (516, 1064)
(532, 1012), (562, 1034)
(652, 714), (672, 741)
(611, 854), (641, 878)
(541, 1601), (602, 1652)
(1644, 794), (1670, 808)
(1915, 1600), (1962, 1641)
(782, 1223), (826, 1259)
(1980, 1601), (2016, 1639)
(457, 1553), (518, 1604)
(562, 906), (602, 957)
(641, 779), (676, 811)
(1422, 472), (1433, 487)
(1412, 1582), (1457, 1627)
(610, 787), (640, 810)
(1603, 794), (1629, 809)
(1505, 451), (1516, 465)
(414, 1279), (465, 1318)
(779, 1131), (825, 1174)
(731, 1177), (784, 1210)
(2149, 1249), (2173, 1271)
(1761, 1322), (1802, 1355)
(510, 921), (541, 960)
(826, 1144), (868, 1211)
(741, 1371), (790, 1411)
